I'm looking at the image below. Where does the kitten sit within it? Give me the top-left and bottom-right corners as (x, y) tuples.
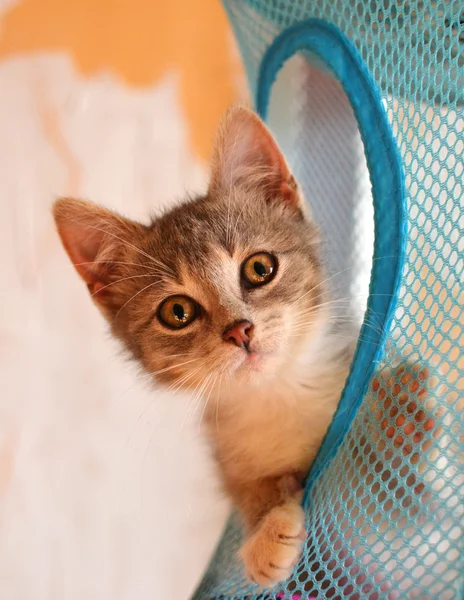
(53, 106), (353, 588)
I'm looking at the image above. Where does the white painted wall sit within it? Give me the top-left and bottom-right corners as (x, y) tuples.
(0, 54), (229, 600)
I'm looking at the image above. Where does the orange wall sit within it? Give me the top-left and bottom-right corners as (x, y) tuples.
(0, 0), (244, 161)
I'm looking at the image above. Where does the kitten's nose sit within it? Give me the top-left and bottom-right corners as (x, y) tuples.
(222, 320), (254, 350)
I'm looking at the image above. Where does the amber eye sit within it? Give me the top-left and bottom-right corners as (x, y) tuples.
(242, 252), (277, 287)
(158, 295), (198, 329)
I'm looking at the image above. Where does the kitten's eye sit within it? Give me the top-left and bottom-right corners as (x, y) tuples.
(158, 295), (198, 329)
(242, 252), (277, 287)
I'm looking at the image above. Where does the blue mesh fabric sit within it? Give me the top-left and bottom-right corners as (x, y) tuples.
(193, 2), (464, 598)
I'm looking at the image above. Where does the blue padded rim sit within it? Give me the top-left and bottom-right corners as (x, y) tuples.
(256, 19), (406, 508)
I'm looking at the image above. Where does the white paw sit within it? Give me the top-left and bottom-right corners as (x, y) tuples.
(240, 502), (306, 588)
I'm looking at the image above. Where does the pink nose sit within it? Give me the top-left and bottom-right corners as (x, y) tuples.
(222, 320), (254, 350)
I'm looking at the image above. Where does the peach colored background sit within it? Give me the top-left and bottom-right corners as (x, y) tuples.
(0, 1), (246, 598)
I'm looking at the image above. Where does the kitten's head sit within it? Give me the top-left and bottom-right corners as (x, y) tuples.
(53, 107), (326, 394)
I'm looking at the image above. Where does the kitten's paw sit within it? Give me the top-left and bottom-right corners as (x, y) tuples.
(240, 502), (306, 588)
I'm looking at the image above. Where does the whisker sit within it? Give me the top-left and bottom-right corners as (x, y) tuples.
(292, 308), (387, 342)
(289, 316), (386, 343)
(292, 311), (383, 332)
(115, 280), (163, 318)
(124, 358), (203, 446)
(162, 353), (193, 360)
(166, 365), (204, 393)
(215, 372), (224, 432)
(110, 374), (152, 408)
(136, 370), (208, 477)
(198, 374), (218, 433)
(124, 393), (163, 448)
(231, 195), (249, 243)
(291, 314), (384, 336)
(63, 217), (176, 277)
(139, 395), (178, 485)
(288, 329), (381, 346)
(225, 165), (233, 249)
(327, 330), (385, 346)
(291, 256), (399, 307)
(145, 357), (202, 378)
(180, 375), (207, 431)
(362, 306), (385, 333)
(71, 259), (164, 273)
(189, 374), (212, 422)
(90, 273), (161, 297)
(183, 373), (212, 431)
(296, 292), (396, 321)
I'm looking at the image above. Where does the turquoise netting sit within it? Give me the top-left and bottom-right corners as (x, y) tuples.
(193, 2), (463, 598)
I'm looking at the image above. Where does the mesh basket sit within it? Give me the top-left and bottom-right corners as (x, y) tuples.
(193, 2), (464, 598)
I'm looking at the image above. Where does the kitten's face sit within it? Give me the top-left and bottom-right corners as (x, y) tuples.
(53, 107), (325, 394)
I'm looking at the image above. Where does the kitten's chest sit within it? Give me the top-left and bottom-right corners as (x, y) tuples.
(210, 387), (336, 481)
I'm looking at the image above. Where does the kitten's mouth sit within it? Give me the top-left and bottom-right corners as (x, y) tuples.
(245, 351), (262, 370)
(226, 340), (279, 379)
(225, 345), (264, 373)
(236, 345), (271, 375)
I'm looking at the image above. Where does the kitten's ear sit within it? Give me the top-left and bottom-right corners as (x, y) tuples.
(209, 106), (302, 211)
(53, 198), (144, 306)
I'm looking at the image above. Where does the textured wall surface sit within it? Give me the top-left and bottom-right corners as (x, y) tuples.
(0, 2), (245, 598)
